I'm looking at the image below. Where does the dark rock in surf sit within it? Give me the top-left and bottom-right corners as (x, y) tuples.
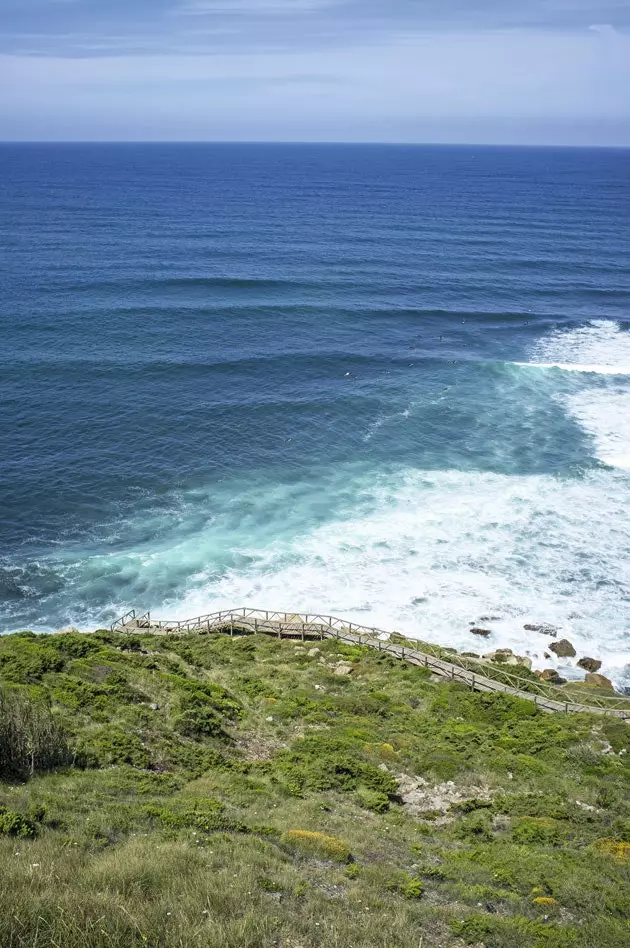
(549, 639), (576, 658)
(524, 623), (558, 637)
(577, 657), (602, 673)
(470, 627), (492, 637)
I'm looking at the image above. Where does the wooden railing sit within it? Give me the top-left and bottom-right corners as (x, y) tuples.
(110, 607), (630, 719)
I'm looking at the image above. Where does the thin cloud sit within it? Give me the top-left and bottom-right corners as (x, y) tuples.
(3, 1), (630, 58)
(1, 1), (629, 142)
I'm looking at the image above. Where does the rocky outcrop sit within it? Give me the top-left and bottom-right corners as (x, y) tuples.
(482, 648), (532, 670)
(483, 648), (513, 662)
(577, 657), (602, 673)
(333, 661), (354, 676)
(524, 623), (558, 637)
(470, 627), (491, 637)
(397, 774), (492, 817)
(514, 655), (533, 670)
(549, 639), (576, 658)
(584, 673), (615, 692)
(538, 668), (567, 685)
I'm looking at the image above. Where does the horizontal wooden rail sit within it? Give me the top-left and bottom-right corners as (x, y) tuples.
(110, 607), (630, 719)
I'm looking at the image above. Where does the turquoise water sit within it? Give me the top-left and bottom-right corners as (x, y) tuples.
(1, 144), (629, 681)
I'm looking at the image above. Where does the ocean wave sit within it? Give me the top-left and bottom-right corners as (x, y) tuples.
(521, 320), (630, 470)
(531, 319), (630, 370)
(514, 362), (630, 375)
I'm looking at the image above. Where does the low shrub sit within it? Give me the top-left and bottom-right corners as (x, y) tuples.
(387, 871), (424, 899)
(451, 913), (579, 947)
(456, 812), (494, 842)
(174, 705), (224, 738)
(274, 734), (399, 797)
(594, 838), (630, 861)
(76, 726), (151, 769)
(281, 829), (351, 863)
(0, 638), (65, 682)
(512, 817), (563, 846)
(147, 798), (232, 831)
(356, 788), (390, 813)
(0, 806), (37, 838)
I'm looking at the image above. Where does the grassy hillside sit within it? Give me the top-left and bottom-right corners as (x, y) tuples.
(0, 627), (629, 948)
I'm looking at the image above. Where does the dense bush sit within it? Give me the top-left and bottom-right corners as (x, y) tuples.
(0, 806), (37, 838)
(76, 726), (151, 769)
(274, 734), (399, 797)
(0, 637), (65, 683)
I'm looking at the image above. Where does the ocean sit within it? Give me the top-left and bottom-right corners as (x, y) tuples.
(1, 143), (629, 684)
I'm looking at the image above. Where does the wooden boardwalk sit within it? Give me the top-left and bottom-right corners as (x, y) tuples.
(111, 607), (630, 719)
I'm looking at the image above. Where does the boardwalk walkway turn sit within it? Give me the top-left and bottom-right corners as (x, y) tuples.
(112, 607), (630, 719)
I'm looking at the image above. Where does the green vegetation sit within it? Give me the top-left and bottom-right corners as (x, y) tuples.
(1, 627), (629, 947)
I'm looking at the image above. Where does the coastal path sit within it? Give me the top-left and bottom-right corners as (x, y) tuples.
(111, 607), (630, 719)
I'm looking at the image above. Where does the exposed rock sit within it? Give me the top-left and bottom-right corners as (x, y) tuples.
(577, 657), (602, 673)
(470, 627), (491, 637)
(461, 652), (480, 658)
(333, 661), (353, 677)
(307, 647), (321, 657)
(149, 703), (159, 711)
(397, 774), (493, 818)
(549, 638), (576, 658)
(524, 623), (558, 637)
(513, 655), (533, 670)
(483, 648), (513, 663)
(479, 615), (502, 622)
(538, 668), (567, 685)
(584, 673), (615, 693)
(481, 648), (531, 669)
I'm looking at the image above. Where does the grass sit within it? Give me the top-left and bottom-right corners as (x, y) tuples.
(0, 627), (629, 947)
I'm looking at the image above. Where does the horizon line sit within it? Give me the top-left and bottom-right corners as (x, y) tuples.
(1, 140), (630, 149)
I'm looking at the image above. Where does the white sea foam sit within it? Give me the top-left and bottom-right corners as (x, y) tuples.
(524, 320), (630, 470)
(165, 467), (630, 684)
(565, 390), (630, 470)
(515, 362), (630, 375)
(531, 319), (630, 371)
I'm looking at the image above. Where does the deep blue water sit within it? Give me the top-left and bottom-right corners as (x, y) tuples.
(1, 144), (629, 679)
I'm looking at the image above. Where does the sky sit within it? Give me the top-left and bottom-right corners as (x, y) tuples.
(1, 1), (629, 143)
